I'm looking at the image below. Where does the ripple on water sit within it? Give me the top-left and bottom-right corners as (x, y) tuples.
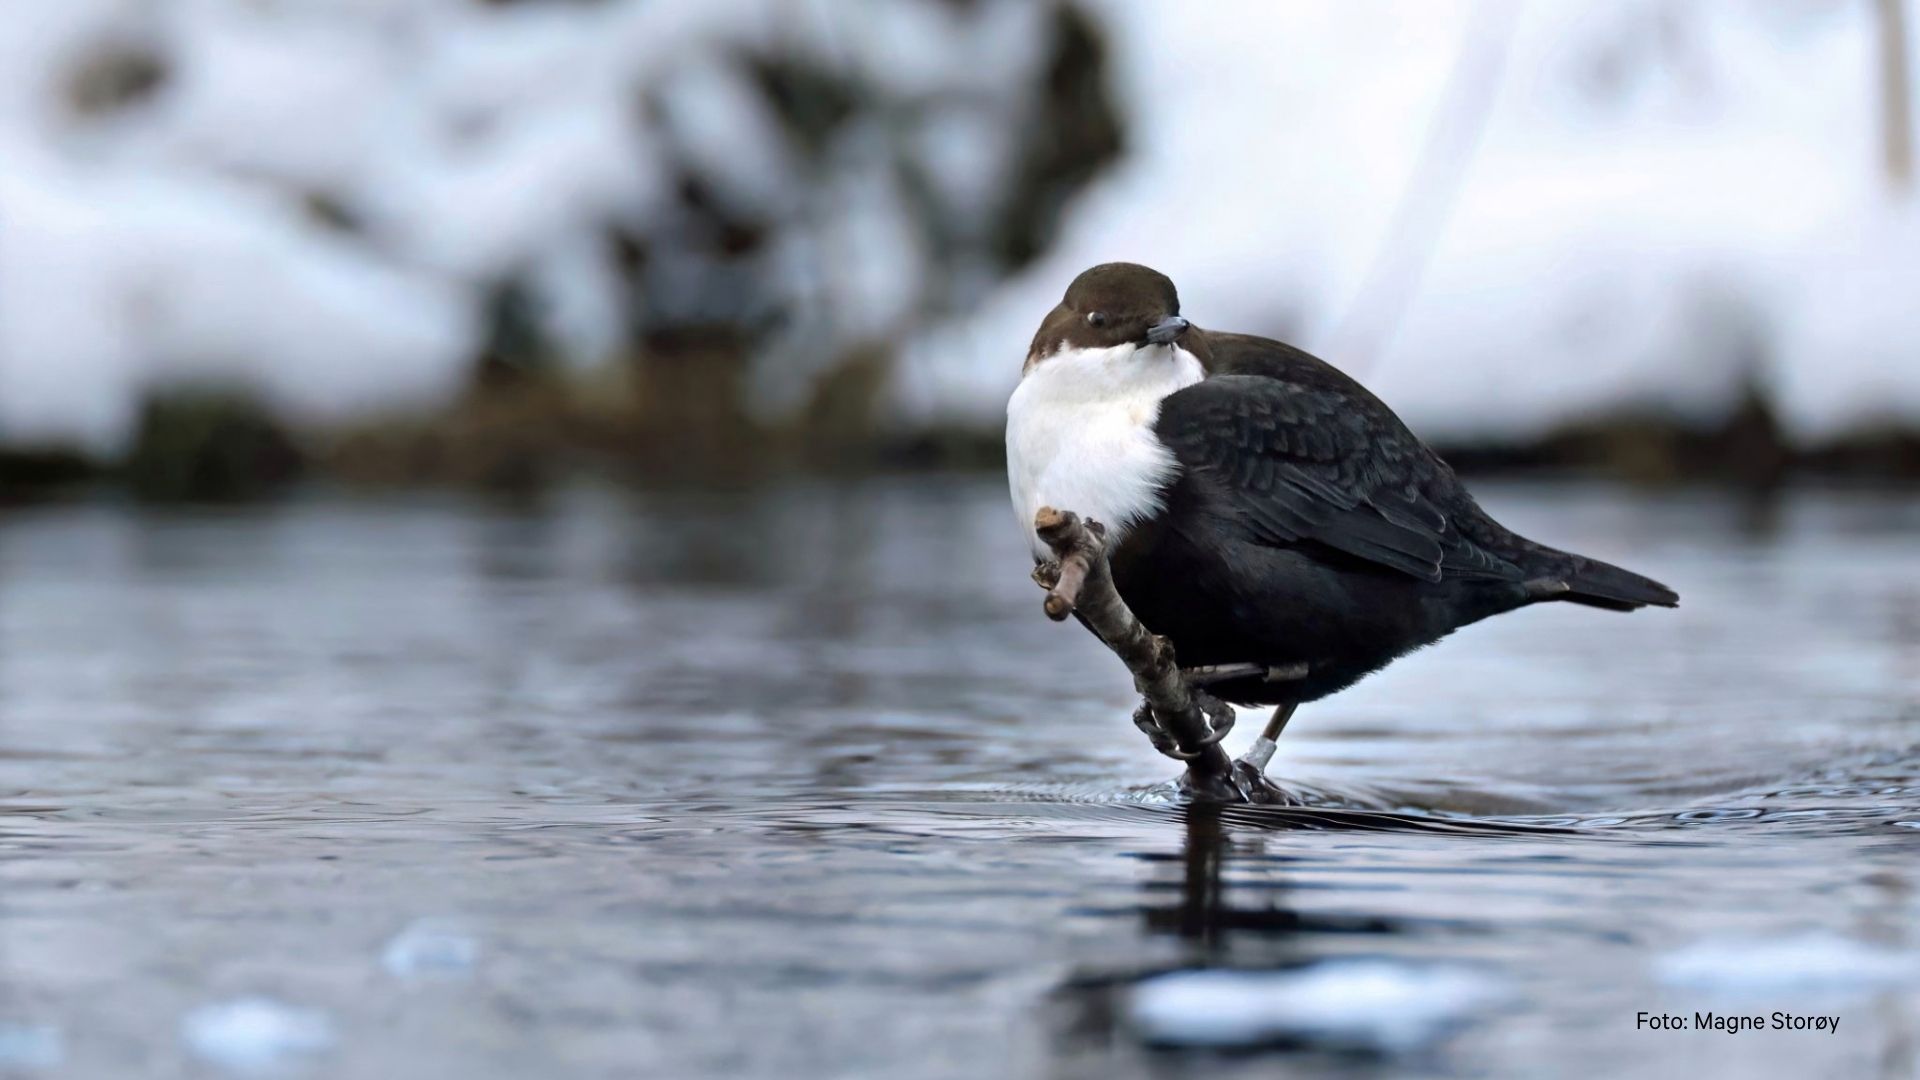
(6, 481), (1920, 1080)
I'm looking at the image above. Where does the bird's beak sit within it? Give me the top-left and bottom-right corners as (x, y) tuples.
(1145, 316), (1189, 346)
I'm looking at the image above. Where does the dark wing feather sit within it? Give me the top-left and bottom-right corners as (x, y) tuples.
(1155, 375), (1522, 583)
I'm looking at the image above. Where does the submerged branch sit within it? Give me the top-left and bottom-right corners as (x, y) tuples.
(1031, 506), (1289, 804)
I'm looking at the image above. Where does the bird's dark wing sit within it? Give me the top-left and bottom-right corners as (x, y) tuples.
(1154, 375), (1522, 583)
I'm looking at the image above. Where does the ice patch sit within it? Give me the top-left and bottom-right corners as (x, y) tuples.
(1656, 933), (1920, 999)
(180, 997), (334, 1073)
(382, 919), (480, 981)
(1125, 960), (1504, 1052)
(0, 1023), (63, 1071)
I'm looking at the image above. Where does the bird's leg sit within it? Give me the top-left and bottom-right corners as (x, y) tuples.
(1237, 703), (1298, 774)
(1259, 702), (1298, 742)
(1132, 691), (1237, 761)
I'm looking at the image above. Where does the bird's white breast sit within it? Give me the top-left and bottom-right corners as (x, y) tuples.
(1005, 343), (1206, 560)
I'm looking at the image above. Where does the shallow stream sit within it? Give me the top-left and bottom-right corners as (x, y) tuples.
(3, 476), (1917, 1077)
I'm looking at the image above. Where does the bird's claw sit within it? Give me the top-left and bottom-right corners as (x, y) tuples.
(1031, 559), (1062, 590)
(1194, 693), (1237, 747)
(1131, 693), (1236, 762)
(1130, 702), (1181, 757)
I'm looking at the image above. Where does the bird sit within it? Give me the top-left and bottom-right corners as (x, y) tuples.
(1005, 262), (1678, 756)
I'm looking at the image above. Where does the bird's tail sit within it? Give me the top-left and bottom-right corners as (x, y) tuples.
(1528, 548), (1679, 612)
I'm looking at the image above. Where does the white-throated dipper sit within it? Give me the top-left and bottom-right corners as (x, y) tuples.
(1007, 263), (1678, 753)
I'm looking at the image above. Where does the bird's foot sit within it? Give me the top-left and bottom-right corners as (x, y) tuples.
(1131, 692), (1236, 761)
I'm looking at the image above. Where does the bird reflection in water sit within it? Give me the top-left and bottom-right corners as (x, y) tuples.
(1137, 805), (1408, 956)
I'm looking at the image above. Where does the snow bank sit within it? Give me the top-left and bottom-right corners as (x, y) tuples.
(0, 140), (474, 450)
(0, 0), (1050, 454)
(897, 1), (1920, 446)
(4, 1), (1915, 454)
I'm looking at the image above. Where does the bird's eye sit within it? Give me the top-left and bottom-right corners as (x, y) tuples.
(1086, 311), (1108, 328)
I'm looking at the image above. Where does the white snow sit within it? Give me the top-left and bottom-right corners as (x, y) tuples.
(0, 0), (1050, 454)
(3, 1), (1916, 454)
(180, 997), (334, 1073)
(1125, 960), (1505, 1052)
(897, 0), (1920, 446)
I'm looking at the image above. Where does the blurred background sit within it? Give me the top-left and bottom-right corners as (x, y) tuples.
(3, 0), (1917, 498)
(6, 4), (1920, 1078)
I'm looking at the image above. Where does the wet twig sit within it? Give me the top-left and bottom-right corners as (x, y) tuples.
(1032, 507), (1289, 804)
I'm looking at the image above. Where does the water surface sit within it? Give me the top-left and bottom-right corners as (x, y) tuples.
(2, 477), (1918, 1077)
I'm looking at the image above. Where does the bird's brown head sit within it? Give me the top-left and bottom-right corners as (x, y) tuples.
(1024, 262), (1194, 373)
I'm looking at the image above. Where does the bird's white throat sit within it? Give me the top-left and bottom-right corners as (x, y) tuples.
(1005, 342), (1206, 560)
